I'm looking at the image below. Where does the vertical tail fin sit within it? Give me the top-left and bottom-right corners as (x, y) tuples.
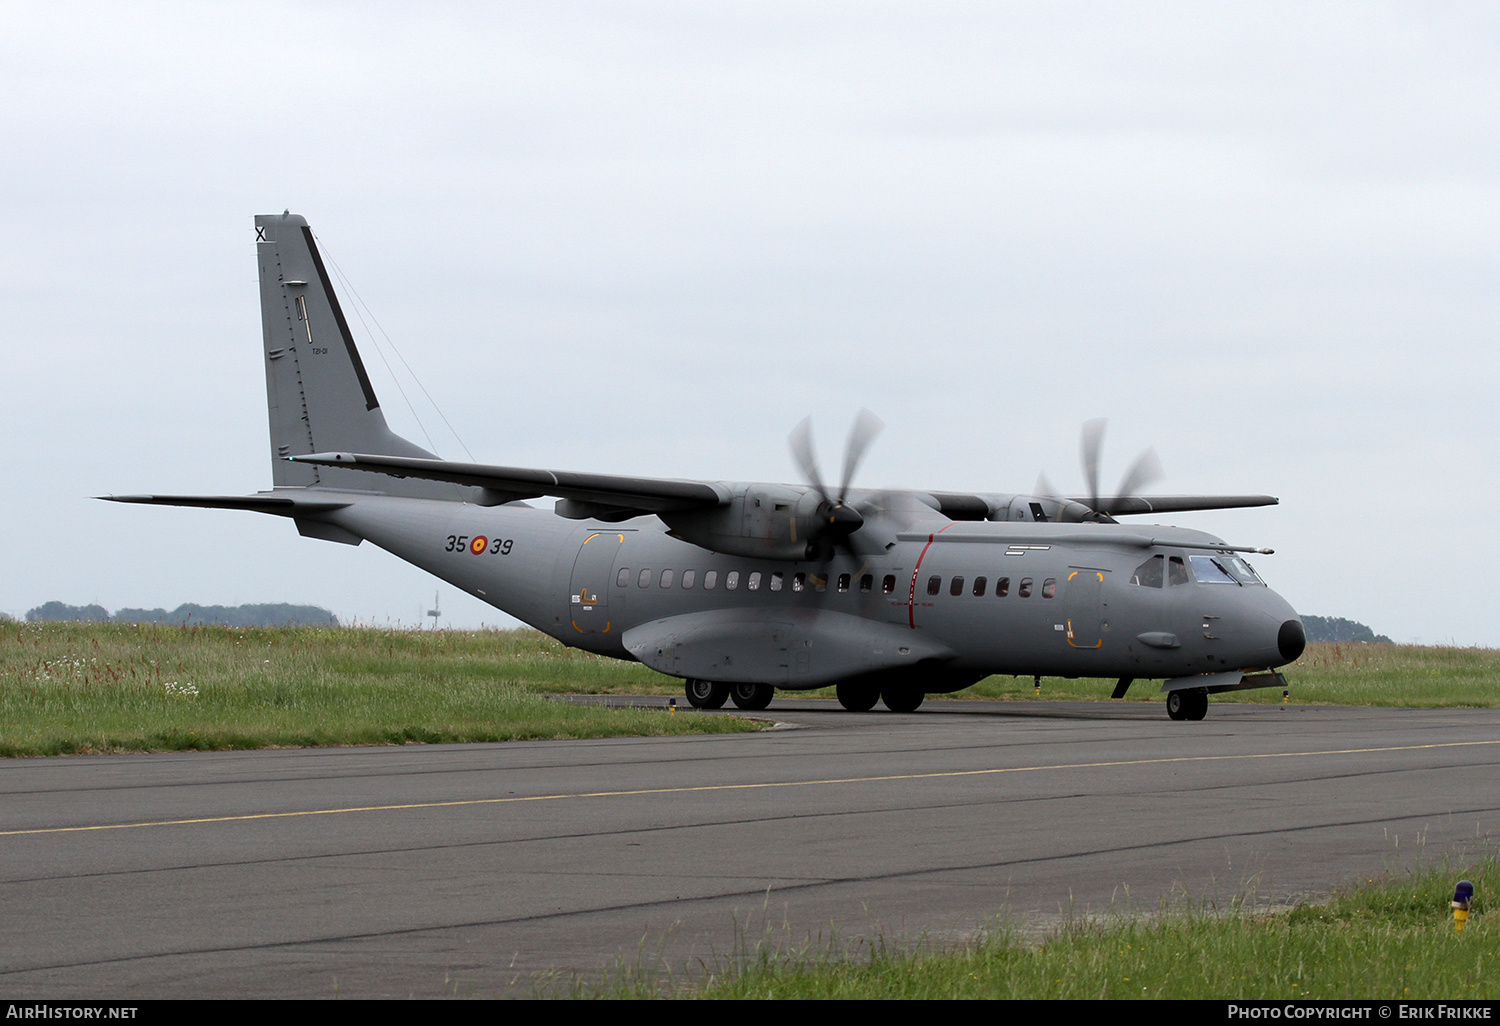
(254, 213), (457, 498)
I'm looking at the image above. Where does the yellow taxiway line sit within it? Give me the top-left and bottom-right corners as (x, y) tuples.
(4, 738), (1498, 838)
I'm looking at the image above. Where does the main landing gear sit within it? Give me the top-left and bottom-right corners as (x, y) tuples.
(684, 678), (729, 709)
(729, 682), (774, 710)
(835, 681), (924, 712)
(1165, 688), (1209, 721)
(683, 680), (774, 710)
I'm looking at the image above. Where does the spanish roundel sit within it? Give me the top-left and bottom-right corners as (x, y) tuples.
(469, 535), (488, 555)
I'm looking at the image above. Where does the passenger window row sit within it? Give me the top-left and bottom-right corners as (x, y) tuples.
(613, 566), (1057, 601)
(925, 575), (1054, 599)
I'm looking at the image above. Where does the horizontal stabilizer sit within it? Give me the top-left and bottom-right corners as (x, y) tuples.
(99, 494), (351, 516)
(289, 452), (728, 514)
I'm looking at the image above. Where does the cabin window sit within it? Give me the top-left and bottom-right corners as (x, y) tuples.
(638, 569), (652, 588)
(703, 570), (717, 590)
(972, 576), (987, 596)
(659, 569), (675, 588)
(837, 573), (851, 593)
(770, 571), (784, 592)
(726, 571), (739, 591)
(949, 576), (965, 597)
(860, 574), (873, 594)
(616, 568), (631, 588)
(996, 577), (1010, 597)
(1168, 556), (1190, 586)
(792, 572), (806, 593)
(1131, 555), (1164, 588)
(747, 571), (761, 591)
(927, 576), (942, 596)
(1042, 578), (1056, 599)
(1018, 577), (1033, 598)
(681, 569), (696, 589)
(881, 574), (896, 594)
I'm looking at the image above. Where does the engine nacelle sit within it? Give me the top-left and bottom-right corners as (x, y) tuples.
(660, 484), (832, 561)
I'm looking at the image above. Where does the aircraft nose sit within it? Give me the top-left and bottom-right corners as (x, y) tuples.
(1278, 619), (1306, 662)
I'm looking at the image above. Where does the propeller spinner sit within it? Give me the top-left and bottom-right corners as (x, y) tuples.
(788, 409), (884, 560)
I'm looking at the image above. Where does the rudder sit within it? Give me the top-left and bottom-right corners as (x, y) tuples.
(254, 213), (457, 498)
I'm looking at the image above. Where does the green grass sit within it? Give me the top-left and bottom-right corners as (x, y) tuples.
(572, 856), (1500, 999)
(955, 643), (1500, 708)
(3, 623), (1496, 757)
(0, 620), (758, 756)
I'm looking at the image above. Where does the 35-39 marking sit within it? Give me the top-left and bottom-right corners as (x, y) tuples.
(445, 535), (514, 556)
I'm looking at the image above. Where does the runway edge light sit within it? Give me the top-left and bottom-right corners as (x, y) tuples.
(1452, 879), (1474, 932)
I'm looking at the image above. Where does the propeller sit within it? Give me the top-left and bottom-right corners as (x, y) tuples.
(789, 409), (884, 559)
(1076, 418), (1164, 519)
(1030, 419), (1165, 522)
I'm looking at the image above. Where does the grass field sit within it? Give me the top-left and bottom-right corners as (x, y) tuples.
(7, 621), (1496, 998)
(0, 620), (756, 756)
(1, 621), (1495, 755)
(961, 641), (1500, 707)
(572, 855), (1499, 999)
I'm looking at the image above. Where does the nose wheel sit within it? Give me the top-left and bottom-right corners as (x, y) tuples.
(1166, 688), (1209, 721)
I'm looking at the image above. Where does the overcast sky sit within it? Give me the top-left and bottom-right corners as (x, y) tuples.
(3, 2), (1496, 644)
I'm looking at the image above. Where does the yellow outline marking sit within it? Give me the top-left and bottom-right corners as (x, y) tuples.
(4, 739), (1499, 839)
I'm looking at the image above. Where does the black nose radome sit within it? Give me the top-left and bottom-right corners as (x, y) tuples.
(1278, 619), (1307, 662)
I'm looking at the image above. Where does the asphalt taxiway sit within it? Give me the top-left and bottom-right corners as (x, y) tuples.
(2, 699), (1498, 998)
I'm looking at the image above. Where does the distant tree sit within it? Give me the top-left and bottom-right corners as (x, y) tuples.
(150, 604), (339, 627)
(26, 601), (338, 628)
(112, 607), (171, 623)
(1301, 615), (1392, 644)
(26, 602), (110, 623)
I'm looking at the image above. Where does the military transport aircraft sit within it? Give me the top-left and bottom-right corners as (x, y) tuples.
(107, 213), (1305, 720)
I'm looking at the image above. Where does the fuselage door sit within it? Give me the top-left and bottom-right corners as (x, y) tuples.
(1063, 568), (1107, 649)
(569, 531), (625, 635)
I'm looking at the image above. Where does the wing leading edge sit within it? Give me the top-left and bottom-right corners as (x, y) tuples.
(287, 452), (1277, 520)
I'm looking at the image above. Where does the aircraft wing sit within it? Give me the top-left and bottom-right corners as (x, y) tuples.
(289, 452), (729, 514)
(1069, 495), (1279, 514)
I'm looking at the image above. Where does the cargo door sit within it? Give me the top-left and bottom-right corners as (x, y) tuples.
(1062, 568), (1107, 649)
(569, 531), (625, 635)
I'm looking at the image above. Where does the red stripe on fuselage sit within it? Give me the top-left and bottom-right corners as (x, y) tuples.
(907, 523), (954, 628)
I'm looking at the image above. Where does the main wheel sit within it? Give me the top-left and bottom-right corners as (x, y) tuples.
(729, 682), (774, 711)
(1166, 689), (1209, 721)
(881, 684), (925, 713)
(684, 679), (729, 709)
(835, 682), (880, 712)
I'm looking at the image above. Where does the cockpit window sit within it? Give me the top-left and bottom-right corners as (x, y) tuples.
(1221, 555), (1265, 585)
(1168, 556), (1190, 586)
(1188, 555), (1237, 585)
(1131, 555), (1164, 588)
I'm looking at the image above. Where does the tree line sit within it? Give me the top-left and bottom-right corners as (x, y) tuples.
(25, 602), (339, 628)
